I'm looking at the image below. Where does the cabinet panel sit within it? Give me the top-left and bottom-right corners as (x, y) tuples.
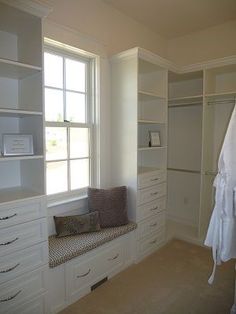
(138, 169), (166, 189)
(138, 183), (166, 205)
(138, 211), (165, 240)
(137, 197), (166, 221)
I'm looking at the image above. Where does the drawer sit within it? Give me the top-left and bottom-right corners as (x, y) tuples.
(136, 197), (166, 221)
(0, 218), (47, 257)
(138, 212), (165, 240)
(138, 183), (166, 205)
(137, 228), (165, 259)
(138, 170), (166, 189)
(101, 242), (124, 275)
(0, 241), (48, 285)
(5, 294), (47, 314)
(0, 266), (47, 314)
(0, 197), (46, 230)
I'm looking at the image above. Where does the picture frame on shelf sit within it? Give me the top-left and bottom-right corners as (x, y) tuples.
(2, 134), (34, 156)
(149, 131), (161, 147)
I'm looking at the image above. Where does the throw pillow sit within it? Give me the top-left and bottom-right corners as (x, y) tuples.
(54, 211), (101, 237)
(88, 186), (129, 228)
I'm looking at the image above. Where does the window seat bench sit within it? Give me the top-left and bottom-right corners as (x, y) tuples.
(49, 222), (137, 268)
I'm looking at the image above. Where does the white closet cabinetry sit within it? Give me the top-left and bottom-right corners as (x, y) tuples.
(111, 48), (167, 261)
(0, 2), (49, 313)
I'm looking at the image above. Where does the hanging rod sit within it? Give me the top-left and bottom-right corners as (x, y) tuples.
(167, 167), (200, 174)
(207, 98), (236, 106)
(168, 102), (202, 108)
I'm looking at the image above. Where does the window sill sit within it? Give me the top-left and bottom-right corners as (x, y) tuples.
(47, 193), (88, 208)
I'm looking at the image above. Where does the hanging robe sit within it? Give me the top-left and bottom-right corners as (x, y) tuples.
(205, 102), (236, 284)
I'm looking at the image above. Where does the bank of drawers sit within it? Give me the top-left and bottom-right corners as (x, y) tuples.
(136, 169), (166, 260)
(0, 197), (48, 313)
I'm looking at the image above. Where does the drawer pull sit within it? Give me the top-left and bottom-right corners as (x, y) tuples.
(0, 263), (20, 273)
(0, 213), (17, 221)
(108, 253), (119, 261)
(150, 239), (157, 245)
(0, 237), (18, 246)
(151, 178), (159, 181)
(150, 207), (158, 211)
(77, 268), (91, 278)
(150, 223), (157, 227)
(0, 290), (21, 302)
(151, 192), (158, 196)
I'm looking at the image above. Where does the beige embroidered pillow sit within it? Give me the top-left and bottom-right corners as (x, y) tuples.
(54, 211), (101, 237)
(88, 186), (129, 228)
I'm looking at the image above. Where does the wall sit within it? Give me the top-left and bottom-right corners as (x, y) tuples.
(167, 20), (236, 66)
(42, 0), (167, 58)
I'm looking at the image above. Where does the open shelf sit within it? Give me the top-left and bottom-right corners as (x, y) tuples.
(138, 119), (165, 124)
(0, 187), (43, 205)
(138, 166), (163, 175)
(0, 155), (44, 162)
(205, 91), (236, 100)
(138, 90), (166, 99)
(0, 58), (41, 79)
(138, 146), (167, 151)
(0, 108), (42, 117)
(168, 94), (203, 106)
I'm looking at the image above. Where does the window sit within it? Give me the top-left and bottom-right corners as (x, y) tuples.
(44, 46), (95, 199)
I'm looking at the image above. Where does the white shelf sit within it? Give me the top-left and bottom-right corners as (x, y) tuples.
(138, 166), (162, 174)
(0, 187), (43, 204)
(168, 95), (203, 105)
(138, 146), (167, 151)
(0, 58), (41, 79)
(205, 91), (236, 100)
(138, 90), (166, 99)
(0, 108), (42, 117)
(0, 155), (44, 162)
(138, 119), (166, 124)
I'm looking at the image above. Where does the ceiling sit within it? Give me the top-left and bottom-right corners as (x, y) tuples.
(103, 0), (236, 39)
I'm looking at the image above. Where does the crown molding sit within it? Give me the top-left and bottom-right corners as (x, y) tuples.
(0, 0), (52, 18)
(111, 47), (236, 73)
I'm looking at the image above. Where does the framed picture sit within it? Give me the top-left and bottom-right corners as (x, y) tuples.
(149, 131), (161, 147)
(2, 134), (34, 156)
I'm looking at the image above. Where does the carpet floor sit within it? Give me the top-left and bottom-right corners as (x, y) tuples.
(60, 239), (235, 314)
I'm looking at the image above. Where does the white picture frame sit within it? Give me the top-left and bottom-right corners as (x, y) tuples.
(149, 131), (161, 147)
(2, 134), (34, 156)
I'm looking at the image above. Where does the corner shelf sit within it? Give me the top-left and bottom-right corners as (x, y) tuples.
(0, 155), (44, 162)
(168, 95), (203, 107)
(0, 108), (43, 118)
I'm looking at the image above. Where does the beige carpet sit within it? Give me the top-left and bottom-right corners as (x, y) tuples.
(60, 239), (235, 314)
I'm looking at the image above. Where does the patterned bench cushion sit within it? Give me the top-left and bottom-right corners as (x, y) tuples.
(49, 222), (137, 268)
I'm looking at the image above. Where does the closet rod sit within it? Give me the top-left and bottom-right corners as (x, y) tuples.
(168, 167), (200, 174)
(168, 102), (202, 108)
(207, 99), (235, 106)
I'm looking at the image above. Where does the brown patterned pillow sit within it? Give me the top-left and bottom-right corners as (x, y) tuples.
(54, 211), (101, 237)
(88, 186), (129, 228)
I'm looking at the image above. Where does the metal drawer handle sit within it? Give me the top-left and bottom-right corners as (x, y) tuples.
(150, 223), (157, 227)
(0, 213), (17, 221)
(77, 268), (91, 278)
(0, 263), (20, 273)
(150, 207), (158, 211)
(0, 290), (21, 302)
(151, 178), (159, 181)
(150, 239), (157, 245)
(108, 253), (119, 261)
(151, 192), (158, 196)
(0, 237), (18, 246)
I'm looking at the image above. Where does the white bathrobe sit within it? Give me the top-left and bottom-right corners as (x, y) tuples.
(205, 103), (236, 284)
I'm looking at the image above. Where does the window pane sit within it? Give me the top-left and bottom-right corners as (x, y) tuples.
(46, 127), (67, 161)
(44, 52), (63, 88)
(70, 128), (89, 158)
(47, 161), (68, 194)
(45, 88), (63, 122)
(70, 159), (89, 190)
(65, 58), (86, 92)
(66, 92), (86, 123)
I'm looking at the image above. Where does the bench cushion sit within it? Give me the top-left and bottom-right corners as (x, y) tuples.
(49, 222), (137, 268)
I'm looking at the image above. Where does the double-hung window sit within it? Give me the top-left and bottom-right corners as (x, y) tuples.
(44, 45), (95, 199)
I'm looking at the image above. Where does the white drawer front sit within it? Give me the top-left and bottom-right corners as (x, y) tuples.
(6, 294), (47, 314)
(137, 228), (165, 259)
(138, 183), (166, 205)
(0, 267), (47, 313)
(0, 218), (47, 257)
(137, 197), (166, 221)
(0, 198), (46, 229)
(0, 242), (48, 285)
(138, 212), (165, 240)
(138, 170), (166, 189)
(102, 242), (124, 275)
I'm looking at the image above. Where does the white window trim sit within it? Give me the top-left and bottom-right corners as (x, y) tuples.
(44, 38), (100, 204)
